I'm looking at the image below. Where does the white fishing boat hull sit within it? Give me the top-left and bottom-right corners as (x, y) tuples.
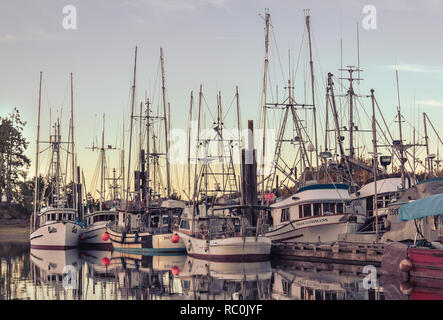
(176, 232), (272, 262)
(79, 222), (112, 250)
(266, 214), (366, 243)
(30, 221), (80, 250)
(106, 226), (186, 252)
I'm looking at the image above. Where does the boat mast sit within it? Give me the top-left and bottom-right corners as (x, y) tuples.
(305, 9), (319, 172)
(160, 47), (171, 198)
(70, 73), (76, 211)
(187, 91), (193, 200)
(125, 46), (137, 210)
(260, 8), (270, 204)
(395, 70), (406, 189)
(370, 89), (379, 240)
(193, 85), (203, 202)
(423, 112), (431, 177)
(145, 98), (151, 208)
(236, 86), (242, 197)
(100, 113), (105, 210)
(32, 71), (42, 231)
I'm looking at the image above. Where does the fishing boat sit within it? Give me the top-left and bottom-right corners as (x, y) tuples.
(79, 114), (119, 250)
(105, 47), (185, 253)
(176, 202), (272, 261)
(175, 86), (271, 261)
(266, 183), (365, 243)
(30, 72), (82, 250)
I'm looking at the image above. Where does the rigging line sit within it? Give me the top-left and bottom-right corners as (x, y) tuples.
(201, 93), (216, 124)
(221, 93), (236, 123)
(293, 23), (306, 86)
(269, 17), (286, 85)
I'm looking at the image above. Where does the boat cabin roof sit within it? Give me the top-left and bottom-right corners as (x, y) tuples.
(271, 184), (351, 209)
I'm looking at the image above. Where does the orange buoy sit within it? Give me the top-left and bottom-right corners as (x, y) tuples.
(102, 233), (110, 241)
(171, 234), (180, 243)
(171, 266), (180, 276)
(102, 257), (110, 266)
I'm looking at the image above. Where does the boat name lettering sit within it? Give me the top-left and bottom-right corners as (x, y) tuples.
(294, 217), (329, 228)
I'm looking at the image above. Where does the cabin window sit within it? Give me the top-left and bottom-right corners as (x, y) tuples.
(162, 216), (169, 225)
(336, 203), (344, 214)
(313, 203), (321, 216)
(58, 214), (62, 220)
(303, 204), (312, 217)
(180, 220), (190, 230)
(298, 205), (303, 219)
(51, 214), (56, 221)
(280, 208), (289, 222)
(323, 203), (335, 215)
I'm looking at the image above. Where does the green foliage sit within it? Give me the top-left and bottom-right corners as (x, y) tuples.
(0, 108), (30, 209)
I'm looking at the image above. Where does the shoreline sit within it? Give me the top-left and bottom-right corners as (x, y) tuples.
(0, 218), (29, 243)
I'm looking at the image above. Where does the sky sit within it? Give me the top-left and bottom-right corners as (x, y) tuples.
(0, 0), (442, 197)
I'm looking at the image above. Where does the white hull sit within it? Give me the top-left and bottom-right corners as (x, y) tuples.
(79, 222), (112, 249)
(176, 232), (271, 261)
(106, 227), (186, 251)
(266, 214), (365, 243)
(30, 221), (80, 249)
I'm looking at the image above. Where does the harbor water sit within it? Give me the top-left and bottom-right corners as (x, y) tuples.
(2, 241), (437, 300)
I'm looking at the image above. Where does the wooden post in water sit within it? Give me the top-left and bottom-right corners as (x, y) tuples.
(242, 120), (258, 226)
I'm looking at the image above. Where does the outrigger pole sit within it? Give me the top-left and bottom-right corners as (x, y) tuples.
(125, 46), (137, 212)
(32, 71), (43, 232)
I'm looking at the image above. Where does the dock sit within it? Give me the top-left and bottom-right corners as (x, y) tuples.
(272, 241), (385, 266)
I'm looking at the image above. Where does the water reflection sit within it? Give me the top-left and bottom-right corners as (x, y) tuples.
(1, 243), (442, 300)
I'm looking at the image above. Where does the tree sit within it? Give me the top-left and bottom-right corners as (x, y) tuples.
(0, 108), (30, 209)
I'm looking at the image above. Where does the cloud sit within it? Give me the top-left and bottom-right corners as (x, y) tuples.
(384, 64), (443, 76)
(139, 0), (231, 11)
(417, 99), (443, 107)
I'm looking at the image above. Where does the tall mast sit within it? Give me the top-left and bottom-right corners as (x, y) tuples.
(126, 46), (137, 208)
(160, 47), (171, 197)
(145, 98), (150, 208)
(187, 91), (193, 200)
(261, 8), (270, 204)
(70, 72), (76, 210)
(100, 113), (105, 210)
(305, 9), (319, 171)
(423, 112), (430, 177)
(236, 86), (242, 197)
(32, 71), (42, 231)
(193, 85), (203, 202)
(396, 70), (406, 189)
(371, 89), (379, 240)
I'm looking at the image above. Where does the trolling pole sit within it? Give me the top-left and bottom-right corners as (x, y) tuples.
(125, 46), (137, 211)
(32, 72), (43, 231)
(396, 70), (406, 189)
(160, 47), (171, 197)
(187, 92), (193, 200)
(236, 86), (243, 197)
(261, 8), (270, 205)
(305, 9), (319, 172)
(371, 89), (379, 241)
(70, 73), (77, 211)
(423, 112), (431, 177)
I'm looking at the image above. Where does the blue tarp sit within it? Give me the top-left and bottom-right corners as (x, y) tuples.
(398, 194), (443, 221)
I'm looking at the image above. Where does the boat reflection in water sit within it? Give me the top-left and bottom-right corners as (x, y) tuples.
(20, 249), (443, 300)
(271, 259), (385, 300)
(103, 251), (187, 300)
(175, 256), (273, 300)
(30, 248), (83, 299)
